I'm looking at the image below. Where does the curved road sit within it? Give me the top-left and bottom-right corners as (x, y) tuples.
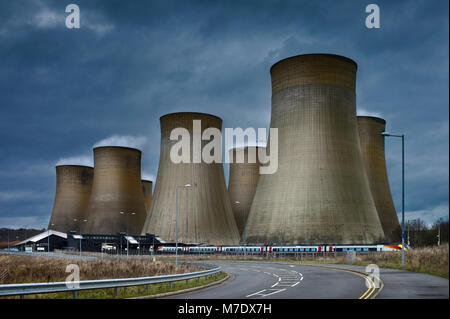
(168, 261), (449, 299)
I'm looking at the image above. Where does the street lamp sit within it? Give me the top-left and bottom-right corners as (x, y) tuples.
(120, 211), (136, 258)
(73, 218), (87, 257)
(175, 183), (191, 266)
(47, 223), (55, 253)
(382, 131), (406, 266)
(234, 201), (247, 258)
(437, 218), (443, 246)
(407, 221), (410, 247)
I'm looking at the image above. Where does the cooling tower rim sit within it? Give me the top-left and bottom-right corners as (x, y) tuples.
(93, 145), (142, 153)
(160, 112), (222, 122)
(357, 116), (386, 124)
(55, 165), (94, 169)
(270, 53), (358, 72)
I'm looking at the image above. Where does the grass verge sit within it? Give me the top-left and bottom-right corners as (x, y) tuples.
(0, 254), (226, 299)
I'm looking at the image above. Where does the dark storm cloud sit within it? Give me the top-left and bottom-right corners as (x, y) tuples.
(0, 0), (448, 228)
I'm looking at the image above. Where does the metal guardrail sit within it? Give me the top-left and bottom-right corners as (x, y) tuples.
(0, 265), (221, 298)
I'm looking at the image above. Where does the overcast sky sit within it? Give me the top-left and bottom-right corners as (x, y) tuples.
(0, 0), (448, 229)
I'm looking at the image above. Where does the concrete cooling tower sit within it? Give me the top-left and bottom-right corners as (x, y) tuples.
(246, 54), (385, 245)
(358, 116), (401, 242)
(228, 146), (264, 238)
(84, 146), (147, 235)
(48, 165), (93, 233)
(141, 180), (153, 218)
(141, 112), (240, 245)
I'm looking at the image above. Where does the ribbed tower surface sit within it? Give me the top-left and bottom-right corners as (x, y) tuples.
(228, 146), (265, 238)
(84, 146), (147, 235)
(48, 165), (93, 233)
(141, 112), (240, 245)
(141, 180), (153, 222)
(246, 54), (385, 245)
(358, 116), (401, 242)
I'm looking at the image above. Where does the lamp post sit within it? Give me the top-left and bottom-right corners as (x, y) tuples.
(47, 223), (55, 253)
(407, 221), (410, 248)
(175, 184), (191, 266)
(120, 211), (136, 258)
(437, 218), (442, 246)
(234, 201), (247, 258)
(73, 218), (87, 257)
(382, 132), (405, 266)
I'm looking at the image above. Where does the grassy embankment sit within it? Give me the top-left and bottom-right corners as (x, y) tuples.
(158, 244), (449, 279)
(0, 255), (226, 299)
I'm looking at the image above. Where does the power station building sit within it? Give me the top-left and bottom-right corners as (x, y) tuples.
(84, 146), (147, 235)
(228, 146), (264, 238)
(48, 165), (94, 233)
(141, 112), (240, 245)
(43, 53), (401, 247)
(358, 116), (401, 242)
(245, 54), (385, 245)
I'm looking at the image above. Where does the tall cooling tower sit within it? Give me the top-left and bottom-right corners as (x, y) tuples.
(141, 112), (240, 245)
(48, 165), (93, 233)
(246, 54), (385, 245)
(142, 180), (153, 218)
(358, 116), (401, 242)
(228, 146), (264, 237)
(84, 146), (147, 235)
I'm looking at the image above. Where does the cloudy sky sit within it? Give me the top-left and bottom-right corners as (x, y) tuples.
(0, 0), (448, 229)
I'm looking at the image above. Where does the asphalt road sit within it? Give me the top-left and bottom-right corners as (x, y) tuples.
(168, 261), (449, 299)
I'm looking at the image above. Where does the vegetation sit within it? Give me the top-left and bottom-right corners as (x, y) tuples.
(405, 219), (448, 247)
(348, 244), (449, 278)
(0, 254), (226, 299)
(0, 255), (203, 284)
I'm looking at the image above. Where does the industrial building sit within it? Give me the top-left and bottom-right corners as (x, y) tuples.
(13, 230), (163, 254)
(228, 146), (264, 238)
(48, 165), (94, 233)
(357, 116), (402, 242)
(84, 146), (147, 235)
(141, 112), (240, 245)
(65, 232), (163, 254)
(245, 54), (385, 245)
(14, 230), (68, 252)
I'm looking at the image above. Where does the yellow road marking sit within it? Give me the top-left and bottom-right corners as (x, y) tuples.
(294, 264), (380, 299)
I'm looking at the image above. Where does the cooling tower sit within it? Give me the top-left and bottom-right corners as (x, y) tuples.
(142, 180), (153, 218)
(48, 165), (93, 233)
(246, 54), (385, 245)
(228, 146), (264, 237)
(358, 116), (401, 242)
(141, 112), (240, 245)
(84, 146), (147, 235)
